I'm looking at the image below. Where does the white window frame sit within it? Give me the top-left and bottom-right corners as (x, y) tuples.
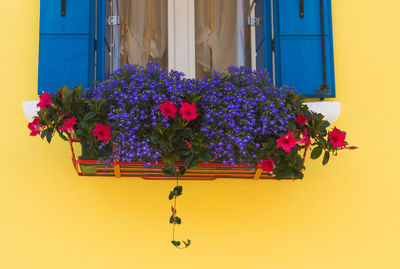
(167, 0), (196, 78)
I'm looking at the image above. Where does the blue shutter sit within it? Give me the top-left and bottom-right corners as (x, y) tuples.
(255, 0), (273, 73)
(273, 0), (335, 97)
(96, 0), (106, 82)
(38, 0), (95, 94)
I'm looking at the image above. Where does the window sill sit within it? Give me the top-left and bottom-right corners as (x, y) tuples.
(304, 101), (341, 124)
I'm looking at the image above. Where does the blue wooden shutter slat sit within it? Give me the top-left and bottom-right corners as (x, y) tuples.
(274, 0), (335, 97)
(38, 0), (94, 94)
(255, 0), (265, 70)
(255, 0), (273, 73)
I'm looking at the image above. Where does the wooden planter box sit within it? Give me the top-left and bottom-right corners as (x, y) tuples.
(69, 138), (307, 180)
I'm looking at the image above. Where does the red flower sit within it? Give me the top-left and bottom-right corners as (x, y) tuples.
(328, 127), (346, 149)
(59, 115), (77, 132)
(28, 118), (42, 136)
(298, 128), (311, 149)
(276, 129), (299, 153)
(37, 92), (53, 109)
(92, 123), (112, 143)
(179, 101), (199, 122)
(260, 157), (276, 173)
(159, 100), (177, 119)
(296, 114), (308, 125)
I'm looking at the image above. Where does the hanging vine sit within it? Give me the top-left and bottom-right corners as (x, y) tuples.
(169, 176), (191, 248)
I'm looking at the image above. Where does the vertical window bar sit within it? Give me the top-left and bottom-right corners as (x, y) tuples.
(317, 0), (330, 94)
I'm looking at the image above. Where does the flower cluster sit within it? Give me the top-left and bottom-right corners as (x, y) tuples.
(59, 116), (77, 132)
(37, 92), (53, 109)
(92, 123), (112, 143)
(159, 100), (199, 122)
(28, 118), (43, 136)
(328, 127), (346, 149)
(194, 66), (297, 166)
(28, 86), (113, 158)
(84, 62), (195, 163)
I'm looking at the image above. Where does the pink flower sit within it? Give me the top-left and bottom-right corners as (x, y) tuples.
(328, 127), (346, 149)
(28, 118), (42, 136)
(159, 100), (177, 119)
(37, 92), (53, 109)
(276, 129), (299, 153)
(184, 140), (192, 148)
(92, 123), (112, 143)
(295, 114), (308, 125)
(171, 206), (176, 216)
(179, 101), (199, 122)
(59, 115), (77, 132)
(298, 128), (311, 149)
(260, 157), (276, 173)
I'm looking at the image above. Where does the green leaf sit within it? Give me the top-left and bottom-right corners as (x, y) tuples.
(45, 128), (54, 144)
(171, 240), (181, 247)
(287, 121), (296, 131)
(75, 85), (83, 97)
(294, 171), (304, 179)
(183, 239), (191, 248)
(168, 192), (174, 200)
(182, 128), (193, 139)
(322, 151), (330, 165)
(191, 95), (203, 104)
(174, 186), (183, 195)
(40, 129), (49, 140)
(75, 129), (87, 139)
(174, 217), (182, 224)
(191, 146), (201, 154)
(162, 157), (175, 167)
(150, 134), (160, 145)
(178, 167), (186, 176)
(200, 152), (213, 163)
(180, 149), (191, 157)
(83, 112), (97, 121)
(184, 155), (194, 168)
(310, 146), (323, 159)
(169, 215), (174, 224)
(58, 131), (68, 141)
(320, 121), (330, 130)
(163, 166), (176, 177)
(61, 85), (69, 98)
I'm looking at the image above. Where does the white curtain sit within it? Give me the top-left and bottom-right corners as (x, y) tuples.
(119, 0), (168, 68)
(118, 0), (248, 75)
(195, 0), (247, 77)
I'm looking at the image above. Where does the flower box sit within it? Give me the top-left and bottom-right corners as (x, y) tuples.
(69, 138), (308, 180)
(30, 64), (353, 181)
(29, 63), (356, 248)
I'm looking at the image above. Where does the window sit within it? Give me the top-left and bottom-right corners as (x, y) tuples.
(194, 0), (251, 78)
(38, 0), (335, 97)
(117, 0), (168, 69)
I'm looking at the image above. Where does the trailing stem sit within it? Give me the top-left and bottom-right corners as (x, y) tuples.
(169, 174), (191, 248)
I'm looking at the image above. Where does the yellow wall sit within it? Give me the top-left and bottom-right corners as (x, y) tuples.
(1, 1), (400, 268)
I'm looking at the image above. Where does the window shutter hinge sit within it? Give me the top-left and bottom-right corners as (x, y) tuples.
(272, 39), (275, 52)
(107, 15), (120, 26)
(248, 17), (260, 27)
(94, 39), (97, 51)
